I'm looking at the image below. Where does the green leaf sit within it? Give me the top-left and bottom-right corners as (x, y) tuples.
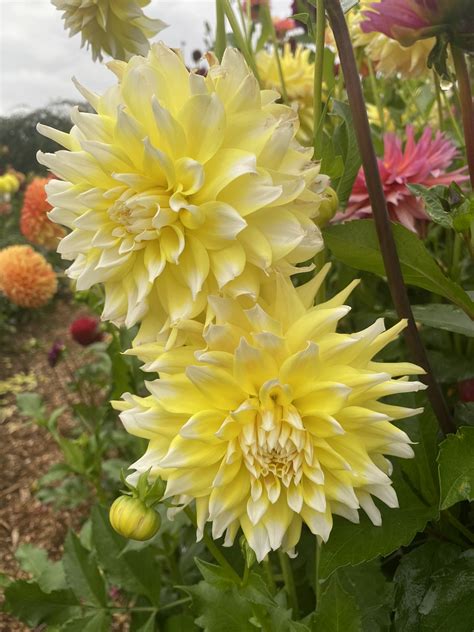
(60, 611), (111, 632)
(163, 614), (198, 632)
(57, 437), (87, 474)
(437, 427), (474, 509)
(330, 101), (362, 206)
(409, 304), (474, 337)
(427, 351), (474, 383)
(3, 581), (80, 627)
(108, 331), (134, 399)
(338, 561), (395, 631)
(63, 531), (107, 607)
(319, 467), (438, 579)
(0, 572), (11, 588)
(323, 220), (474, 318)
(186, 580), (255, 632)
(418, 550), (474, 631)
(455, 402), (474, 426)
(90, 505), (160, 605)
(313, 575), (362, 632)
(396, 400), (440, 508)
(393, 541), (461, 632)
(15, 544), (66, 592)
(16, 392), (45, 421)
(190, 562), (303, 632)
(407, 184), (452, 228)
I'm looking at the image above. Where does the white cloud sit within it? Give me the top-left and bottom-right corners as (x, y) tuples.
(0, 0), (291, 114)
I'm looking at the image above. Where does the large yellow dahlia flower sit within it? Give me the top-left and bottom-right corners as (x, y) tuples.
(37, 45), (328, 333)
(115, 268), (425, 561)
(52, 0), (167, 61)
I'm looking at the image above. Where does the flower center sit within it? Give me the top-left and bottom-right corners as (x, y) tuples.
(238, 379), (311, 489)
(106, 157), (206, 254)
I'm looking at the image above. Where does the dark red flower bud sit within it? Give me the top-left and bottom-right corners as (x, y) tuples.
(70, 316), (104, 346)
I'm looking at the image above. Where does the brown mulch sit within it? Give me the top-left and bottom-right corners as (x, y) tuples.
(0, 299), (93, 631)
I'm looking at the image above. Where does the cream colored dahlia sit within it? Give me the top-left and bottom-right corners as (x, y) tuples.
(37, 44), (329, 335)
(0, 245), (57, 308)
(115, 267), (425, 561)
(52, 0), (167, 61)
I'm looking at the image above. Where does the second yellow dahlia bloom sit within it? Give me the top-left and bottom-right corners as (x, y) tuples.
(37, 45), (328, 333)
(52, 0), (167, 61)
(257, 44), (315, 144)
(116, 268), (425, 561)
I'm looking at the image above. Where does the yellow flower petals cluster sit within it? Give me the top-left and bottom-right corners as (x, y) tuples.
(115, 268), (425, 561)
(256, 44), (315, 144)
(38, 44), (329, 335)
(257, 43), (314, 105)
(0, 245), (57, 308)
(0, 173), (20, 196)
(52, 0), (167, 61)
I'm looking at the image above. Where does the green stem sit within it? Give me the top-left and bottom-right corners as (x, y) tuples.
(313, 0), (326, 157)
(278, 551), (299, 618)
(451, 46), (474, 190)
(236, 0), (249, 43)
(183, 506), (241, 583)
(222, 0), (260, 80)
(440, 87), (464, 145)
(405, 82), (424, 125)
(450, 232), (462, 282)
(160, 597), (193, 612)
(215, 0), (226, 61)
(433, 71), (444, 132)
(314, 538), (321, 610)
(367, 57), (384, 133)
(314, 248), (326, 303)
(444, 510), (474, 544)
(262, 5), (289, 104)
(263, 558), (277, 594)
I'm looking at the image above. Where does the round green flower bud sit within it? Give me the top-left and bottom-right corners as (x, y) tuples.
(109, 496), (161, 541)
(318, 187), (339, 227)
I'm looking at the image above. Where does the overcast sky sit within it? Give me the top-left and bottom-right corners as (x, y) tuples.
(0, 0), (291, 115)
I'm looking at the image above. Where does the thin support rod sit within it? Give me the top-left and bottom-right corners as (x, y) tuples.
(324, 0), (455, 435)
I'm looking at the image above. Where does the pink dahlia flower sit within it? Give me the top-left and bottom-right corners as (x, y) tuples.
(361, 0), (474, 50)
(342, 126), (468, 233)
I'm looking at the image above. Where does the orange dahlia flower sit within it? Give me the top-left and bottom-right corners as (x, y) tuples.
(20, 177), (65, 249)
(0, 245), (57, 308)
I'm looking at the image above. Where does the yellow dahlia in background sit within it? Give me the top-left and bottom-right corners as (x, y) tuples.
(52, 0), (167, 61)
(350, 1), (434, 78)
(256, 44), (315, 142)
(116, 267), (425, 561)
(38, 44), (329, 335)
(0, 245), (57, 308)
(20, 177), (66, 250)
(0, 172), (21, 196)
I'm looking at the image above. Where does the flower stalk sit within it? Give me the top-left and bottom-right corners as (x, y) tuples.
(222, 0), (260, 79)
(324, 0), (455, 436)
(313, 0), (326, 157)
(278, 551), (299, 618)
(451, 46), (474, 190)
(215, 0), (226, 61)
